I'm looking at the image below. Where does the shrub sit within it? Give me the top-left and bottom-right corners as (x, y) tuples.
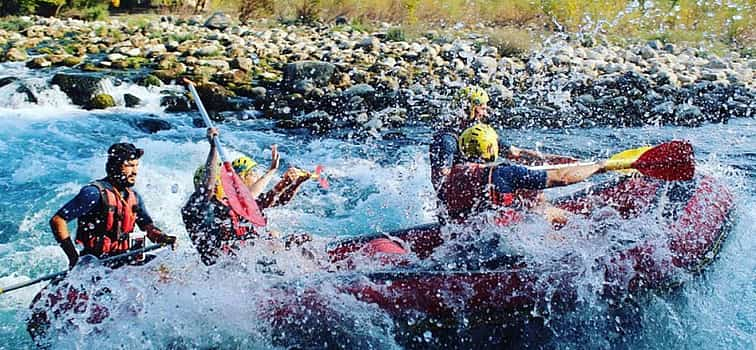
(0, 17), (32, 31)
(485, 27), (533, 58)
(295, 0), (321, 24)
(238, 0), (275, 22)
(386, 27), (406, 42)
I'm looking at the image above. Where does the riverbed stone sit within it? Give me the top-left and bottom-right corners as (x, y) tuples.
(205, 12), (232, 30)
(5, 48), (28, 61)
(86, 93), (116, 109)
(283, 61), (336, 88)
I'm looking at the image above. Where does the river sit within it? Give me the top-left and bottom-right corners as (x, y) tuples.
(0, 61), (753, 349)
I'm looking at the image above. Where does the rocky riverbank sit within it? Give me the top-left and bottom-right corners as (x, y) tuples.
(1, 14), (754, 135)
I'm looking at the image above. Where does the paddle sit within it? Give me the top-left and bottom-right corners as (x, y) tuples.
(0, 243), (166, 295)
(530, 141), (695, 181)
(313, 165), (330, 189)
(185, 81), (266, 227)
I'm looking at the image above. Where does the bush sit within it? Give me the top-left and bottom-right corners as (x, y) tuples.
(0, 17), (32, 31)
(485, 27), (533, 58)
(295, 0), (321, 24)
(238, 0), (275, 22)
(386, 27), (406, 42)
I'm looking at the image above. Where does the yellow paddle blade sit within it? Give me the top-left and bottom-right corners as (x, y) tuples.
(605, 146), (652, 174)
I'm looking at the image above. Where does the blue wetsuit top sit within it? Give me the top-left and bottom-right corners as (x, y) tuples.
(490, 165), (548, 194)
(56, 182), (154, 227)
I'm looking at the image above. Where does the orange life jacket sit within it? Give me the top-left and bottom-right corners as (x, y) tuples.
(76, 180), (138, 257)
(440, 163), (522, 225)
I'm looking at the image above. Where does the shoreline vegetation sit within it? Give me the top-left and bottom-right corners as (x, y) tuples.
(0, 1), (753, 133)
(2, 0), (753, 53)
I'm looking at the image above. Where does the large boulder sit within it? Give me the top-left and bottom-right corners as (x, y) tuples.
(204, 12), (232, 30)
(283, 61), (336, 89)
(51, 73), (108, 106)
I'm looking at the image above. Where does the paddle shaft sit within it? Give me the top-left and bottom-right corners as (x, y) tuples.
(187, 84), (231, 162)
(0, 244), (166, 295)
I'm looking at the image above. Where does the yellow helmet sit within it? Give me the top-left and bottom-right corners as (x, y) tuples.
(459, 123), (499, 161)
(193, 163), (225, 200)
(232, 156), (258, 177)
(456, 85), (490, 107)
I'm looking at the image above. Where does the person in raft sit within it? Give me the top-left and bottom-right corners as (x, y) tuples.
(182, 128), (314, 266)
(50, 142), (177, 269)
(439, 123), (606, 227)
(429, 85), (572, 194)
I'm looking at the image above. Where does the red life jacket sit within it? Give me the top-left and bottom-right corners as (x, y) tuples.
(76, 180), (138, 257)
(221, 198), (259, 240)
(440, 163), (522, 225)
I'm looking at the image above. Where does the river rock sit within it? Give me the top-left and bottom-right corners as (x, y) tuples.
(161, 94), (192, 112)
(26, 57), (51, 68)
(5, 48), (28, 61)
(343, 84), (375, 97)
(674, 103), (702, 124)
(283, 61), (336, 88)
(640, 46), (657, 59)
(124, 93), (141, 107)
(0, 77), (18, 88)
(356, 36), (380, 52)
(86, 93), (116, 109)
(205, 12), (232, 30)
(51, 73), (108, 106)
(134, 117), (171, 133)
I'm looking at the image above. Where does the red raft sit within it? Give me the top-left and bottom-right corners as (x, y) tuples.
(323, 174), (734, 325)
(26, 174), (734, 344)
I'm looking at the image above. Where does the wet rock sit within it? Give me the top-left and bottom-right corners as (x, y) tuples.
(124, 93), (141, 107)
(276, 110), (332, 133)
(86, 93), (116, 109)
(5, 48), (28, 61)
(283, 61), (336, 88)
(51, 73), (107, 106)
(205, 12), (232, 30)
(193, 82), (236, 110)
(161, 94), (192, 113)
(139, 74), (163, 88)
(343, 84), (375, 97)
(26, 57), (51, 68)
(701, 70), (726, 81)
(0, 77), (19, 88)
(674, 103), (702, 125)
(16, 83), (38, 104)
(134, 117), (171, 133)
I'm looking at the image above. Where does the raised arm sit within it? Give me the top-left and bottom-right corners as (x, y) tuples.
(248, 145), (280, 198)
(201, 127), (220, 199)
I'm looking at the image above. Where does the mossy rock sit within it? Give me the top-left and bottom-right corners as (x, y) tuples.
(81, 63), (103, 72)
(86, 94), (116, 109)
(112, 60), (129, 69)
(37, 47), (56, 55)
(126, 57), (151, 69)
(62, 56), (83, 67)
(139, 74), (163, 88)
(152, 69), (182, 83)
